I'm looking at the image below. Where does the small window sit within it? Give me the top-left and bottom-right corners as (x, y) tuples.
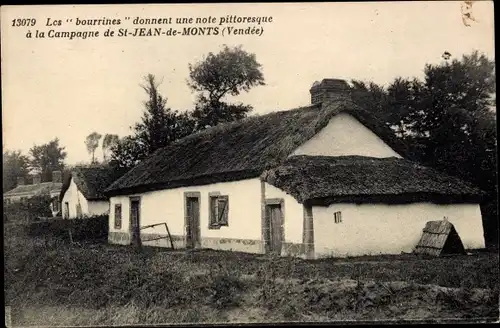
(114, 204), (122, 229)
(334, 211), (342, 224)
(209, 195), (229, 229)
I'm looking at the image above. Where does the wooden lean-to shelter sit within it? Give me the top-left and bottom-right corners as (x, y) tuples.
(414, 220), (466, 256)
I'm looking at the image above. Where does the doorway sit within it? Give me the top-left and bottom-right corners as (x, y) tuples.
(184, 192), (201, 249)
(265, 199), (284, 255)
(64, 202), (69, 219)
(130, 197), (141, 247)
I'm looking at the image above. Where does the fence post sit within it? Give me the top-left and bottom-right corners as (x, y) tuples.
(164, 222), (175, 250)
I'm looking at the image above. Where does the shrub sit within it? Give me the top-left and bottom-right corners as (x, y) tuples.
(25, 215), (108, 242)
(4, 195), (52, 222)
(208, 272), (245, 309)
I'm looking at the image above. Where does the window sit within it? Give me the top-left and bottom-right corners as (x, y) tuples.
(209, 194), (229, 229)
(114, 204), (122, 229)
(334, 211), (342, 224)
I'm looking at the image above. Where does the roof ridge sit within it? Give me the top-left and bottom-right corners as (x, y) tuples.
(154, 104), (321, 151)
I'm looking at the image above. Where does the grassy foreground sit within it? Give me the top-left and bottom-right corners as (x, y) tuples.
(4, 223), (499, 325)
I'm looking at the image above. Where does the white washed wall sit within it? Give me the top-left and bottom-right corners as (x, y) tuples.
(109, 195), (131, 232)
(291, 113), (402, 158)
(88, 200), (110, 216)
(109, 178), (262, 240)
(313, 202), (485, 257)
(264, 182), (304, 244)
(61, 178), (89, 219)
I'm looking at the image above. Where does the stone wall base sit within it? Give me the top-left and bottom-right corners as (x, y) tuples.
(108, 231), (131, 245)
(108, 232), (307, 257)
(282, 242), (307, 258)
(201, 236), (264, 254)
(141, 233), (186, 249)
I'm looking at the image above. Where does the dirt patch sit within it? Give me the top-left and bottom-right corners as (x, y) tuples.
(252, 277), (498, 322)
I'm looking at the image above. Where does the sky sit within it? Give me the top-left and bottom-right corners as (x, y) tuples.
(1, 2), (495, 164)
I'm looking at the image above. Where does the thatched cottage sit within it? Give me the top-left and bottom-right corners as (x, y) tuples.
(60, 167), (120, 219)
(104, 78), (485, 258)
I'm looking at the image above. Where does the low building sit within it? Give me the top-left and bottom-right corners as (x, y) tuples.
(4, 171), (63, 216)
(104, 78), (485, 258)
(60, 166), (122, 219)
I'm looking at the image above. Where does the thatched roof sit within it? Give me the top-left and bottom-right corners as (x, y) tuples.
(105, 99), (409, 196)
(414, 220), (466, 256)
(4, 182), (62, 198)
(261, 155), (484, 205)
(61, 167), (124, 201)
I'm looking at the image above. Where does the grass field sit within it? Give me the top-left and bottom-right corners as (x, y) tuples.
(4, 222), (499, 325)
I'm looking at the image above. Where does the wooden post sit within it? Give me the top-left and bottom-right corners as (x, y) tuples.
(260, 180), (268, 254)
(303, 205), (315, 259)
(164, 222), (175, 250)
(68, 228), (73, 244)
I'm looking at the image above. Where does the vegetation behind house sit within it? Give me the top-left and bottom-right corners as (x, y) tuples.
(4, 195), (53, 223)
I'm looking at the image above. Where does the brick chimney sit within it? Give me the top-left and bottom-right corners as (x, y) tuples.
(310, 78), (351, 105)
(52, 170), (62, 183)
(33, 174), (42, 185)
(17, 176), (25, 186)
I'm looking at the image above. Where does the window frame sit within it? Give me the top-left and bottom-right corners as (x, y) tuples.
(208, 192), (229, 229)
(334, 211), (342, 224)
(114, 203), (122, 230)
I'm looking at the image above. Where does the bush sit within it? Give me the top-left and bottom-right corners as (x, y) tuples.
(25, 215), (108, 242)
(4, 195), (52, 222)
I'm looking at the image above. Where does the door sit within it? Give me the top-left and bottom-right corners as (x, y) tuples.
(130, 198), (141, 247)
(266, 204), (283, 255)
(64, 202), (70, 219)
(185, 197), (200, 249)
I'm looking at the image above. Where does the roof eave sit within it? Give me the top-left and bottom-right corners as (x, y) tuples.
(304, 193), (484, 207)
(105, 169), (264, 197)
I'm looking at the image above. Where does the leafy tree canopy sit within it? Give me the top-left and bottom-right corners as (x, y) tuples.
(28, 138), (67, 182)
(188, 45), (265, 129)
(3, 150), (30, 191)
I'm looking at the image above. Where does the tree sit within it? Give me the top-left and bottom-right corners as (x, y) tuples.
(3, 150), (30, 191)
(109, 74), (197, 170)
(188, 45), (265, 129)
(102, 134), (119, 163)
(407, 51), (495, 144)
(190, 101), (252, 130)
(416, 52), (497, 247)
(350, 51), (497, 246)
(134, 74), (196, 154)
(350, 80), (389, 121)
(28, 138), (67, 182)
(85, 132), (102, 164)
(109, 135), (148, 171)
